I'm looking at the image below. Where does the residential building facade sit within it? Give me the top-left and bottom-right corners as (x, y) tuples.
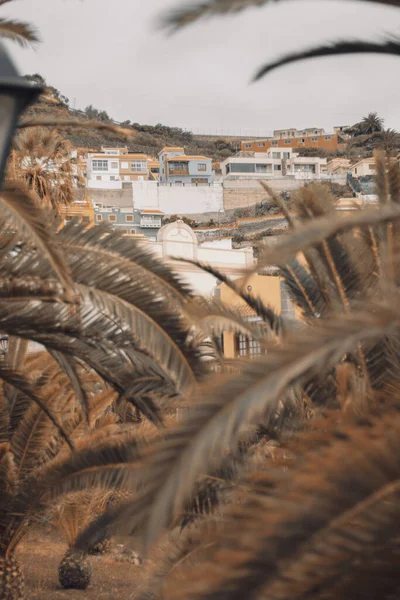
(152, 220), (254, 296)
(60, 198), (95, 227)
(94, 204), (164, 241)
(327, 158), (351, 175)
(221, 148), (327, 179)
(86, 147), (158, 189)
(158, 147), (214, 185)
(241, 127), (339, 153)
(216, 274), (296, 358)
(350, 158), (376, 178)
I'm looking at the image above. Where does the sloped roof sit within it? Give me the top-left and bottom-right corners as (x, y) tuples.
(159, 147), (184, 154)
(140, 209), (164, 214)
(166, 155), (211, 162)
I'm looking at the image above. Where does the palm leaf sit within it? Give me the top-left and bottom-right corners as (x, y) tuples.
(257, 202), (400, 271)
(161, 409), (400, 600)
(161, 0), (400, 30)
(76, 300), (400, 549)
(0, 18), (40, 47)
(176, 258), (283, 334)
(0, 184), (72, 297)
(254, 38), (400, 80)
(0, 363), (74, 451)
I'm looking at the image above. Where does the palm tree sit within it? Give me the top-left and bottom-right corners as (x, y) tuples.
(360, 112), (385, 135)
(8, 128), (84, 214)
(161, 0), (400, 79)
(0, 0), (39, 47)
(372, 127), (400, 153)
(72, 155), (400, 600)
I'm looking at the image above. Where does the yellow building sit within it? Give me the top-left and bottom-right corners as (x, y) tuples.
(60, 198), (95, 228)
(216, 274), (295, 358)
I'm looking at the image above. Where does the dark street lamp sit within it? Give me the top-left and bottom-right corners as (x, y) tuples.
(0, 334), (8, 355)
(0, 42), (43, 183)
(0, 45), (43, 356)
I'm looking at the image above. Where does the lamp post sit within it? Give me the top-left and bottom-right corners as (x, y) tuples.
(0, 42), (43, 184)
(0, 44), (43, 357)
(0, 334), (8, 355)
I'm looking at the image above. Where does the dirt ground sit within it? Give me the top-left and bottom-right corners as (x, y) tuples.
(18, 529), (149, 600)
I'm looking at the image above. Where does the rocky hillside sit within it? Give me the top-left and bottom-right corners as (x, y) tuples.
(23, 92), (239, 162)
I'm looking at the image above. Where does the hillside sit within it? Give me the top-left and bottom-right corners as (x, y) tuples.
(23, 93), (239, 162)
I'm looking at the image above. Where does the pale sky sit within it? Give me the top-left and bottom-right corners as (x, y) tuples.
(8, 0), (400, 136)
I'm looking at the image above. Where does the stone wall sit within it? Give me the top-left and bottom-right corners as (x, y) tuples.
(78, 186), (133, 208)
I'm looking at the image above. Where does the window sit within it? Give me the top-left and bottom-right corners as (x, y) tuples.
(245, 144), (252, 149)
(283, 152), (290, 159)
(258, 142), (265, 147)
(111, 161), (118, 169)
(92, 160), (108, 171)
(82, 216), (90, 224)
(109, 215), (116, 222)
(272, 141), (278, 146)
(198, 163), (207, 171)
(324, 136), (331, 141)
(230, 163), (256, 174)
(121, 161), (129, 169)
(311, 137), (318, 142)
(298, 138), (305, 144)
(131, 161), (146, 172)
(131, 229), (137, 234)
(237, 334), (262, 358)
(125, 215), (133, 222)
(96, 214), (102, 221)
(255, 164), (269, 173)
(284, 140), (291, 145)
(272, 152), (281, 159)
(274, 164), (281, 171)
(96, 176), (102, 181)
(110, 176), (116, 181)
(120, 229), (127, 234)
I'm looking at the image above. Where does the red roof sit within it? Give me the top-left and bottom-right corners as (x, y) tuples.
(140, 209), (164, 214)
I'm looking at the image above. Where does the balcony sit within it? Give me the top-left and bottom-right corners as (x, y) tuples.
(168, 168), (189, 176)
(140, 217), (162, 228)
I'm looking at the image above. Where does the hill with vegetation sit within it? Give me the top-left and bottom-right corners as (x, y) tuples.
(23, 74), (239, 162)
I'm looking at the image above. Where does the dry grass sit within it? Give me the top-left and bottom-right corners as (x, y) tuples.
(18, 528), (151, 600)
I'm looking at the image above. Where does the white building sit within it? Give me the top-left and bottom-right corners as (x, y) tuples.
(221, 148), (327, 180)
(86, 147), (159, 189)
(350, 158), (376, 178)
(150, 220), (254, 296)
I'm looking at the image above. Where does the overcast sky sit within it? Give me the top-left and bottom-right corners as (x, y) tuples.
(8, 0), (400, 136)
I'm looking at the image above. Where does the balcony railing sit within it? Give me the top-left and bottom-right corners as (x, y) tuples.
(168, 169), (189, 175)
(140, 218), (162, 228)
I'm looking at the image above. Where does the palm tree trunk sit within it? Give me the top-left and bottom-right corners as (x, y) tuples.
(0, 554), (24, 600)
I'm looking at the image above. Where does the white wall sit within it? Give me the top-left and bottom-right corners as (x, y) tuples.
(200, 238), (233, 250)
(132, 181), (223, 214)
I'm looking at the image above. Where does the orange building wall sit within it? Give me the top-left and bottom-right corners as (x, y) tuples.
(241, 134), (339, 153)
(218, 275), (282, 359)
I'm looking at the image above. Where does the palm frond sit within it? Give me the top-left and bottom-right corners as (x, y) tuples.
(0, 18), (40, 46)
(160, 0), (400, 30)
(0, 363), (74, 451)
(161, 408), (400, 600)
(176, 258), (283, 334)
(257, 202), (400, 272)
(0, 184), (72, 296)
(81, 301), (400, 549)
(254, 37), (400, 80)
